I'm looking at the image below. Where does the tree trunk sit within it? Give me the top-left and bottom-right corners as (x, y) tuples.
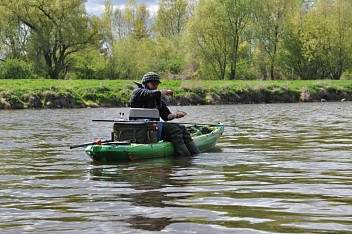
(229, 35), (239, 80)
(270, 63), (275, 80)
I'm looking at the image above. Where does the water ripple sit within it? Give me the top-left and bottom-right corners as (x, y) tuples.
(1, 103), (352, 233)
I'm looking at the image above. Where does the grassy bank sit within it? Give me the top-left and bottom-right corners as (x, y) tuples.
(0, 79), (351, 109)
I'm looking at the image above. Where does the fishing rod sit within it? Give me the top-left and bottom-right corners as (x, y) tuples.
(69, 139), (112, 149)
(91, 119), (236, 127)
(69, 139), (132, 149)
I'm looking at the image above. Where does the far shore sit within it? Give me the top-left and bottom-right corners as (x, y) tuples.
(0, 79), (351, 109)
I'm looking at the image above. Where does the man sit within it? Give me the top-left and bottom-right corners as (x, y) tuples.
(130, 72), (200, 156)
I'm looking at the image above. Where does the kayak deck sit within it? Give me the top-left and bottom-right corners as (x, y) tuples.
(85, 123), (224, 162)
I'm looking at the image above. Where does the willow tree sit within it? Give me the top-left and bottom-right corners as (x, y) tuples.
(0, 6), (30, 60)
(1, 0), (101, 79)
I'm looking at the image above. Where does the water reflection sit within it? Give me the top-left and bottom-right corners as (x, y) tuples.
(88, 157), (193, 231)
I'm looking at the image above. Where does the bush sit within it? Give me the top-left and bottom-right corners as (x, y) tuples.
(340, 71), (352, 80)
(0, 59), (35, 79)
(73, 65), (107, 80)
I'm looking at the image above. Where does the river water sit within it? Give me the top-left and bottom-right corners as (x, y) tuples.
(0, 103), (351, 233)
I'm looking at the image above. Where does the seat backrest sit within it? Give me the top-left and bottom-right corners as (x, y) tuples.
(129, 108), (160, 121)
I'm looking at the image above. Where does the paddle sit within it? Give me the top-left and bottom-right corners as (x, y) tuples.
(69, 139), (112, 149)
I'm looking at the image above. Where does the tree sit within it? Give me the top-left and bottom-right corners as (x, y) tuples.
(298, 0), (352, 80)
(124, 0), (150, 39)
(220, 0), (254, 80)
(99, 0), (153, 79)
(330, 0), (352, 79)
(155, 0), (189, 38)
(1, 0), (101, 79)
(0, 6), (30, 60)
(100, 0), (114, 56)
(253, 0), (297, 80)
(185, 0), (228, 79)
(185, 0), (253, 80)
(71, 46), (109, 79)
(280, 0), (307, 80)
(112, 38), (139, 79)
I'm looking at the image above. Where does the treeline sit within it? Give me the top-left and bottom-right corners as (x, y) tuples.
(0, 0), (352, 81)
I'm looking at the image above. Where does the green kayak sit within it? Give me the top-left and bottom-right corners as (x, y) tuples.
(85, 123), (224, 162)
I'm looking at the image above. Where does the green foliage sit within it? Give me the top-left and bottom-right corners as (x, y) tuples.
(292, 0), (352, 80)
(235, 59), (258, 80)
(0, 59), (35, 79)
(1, 0), (352, 81)
(340, 72), (352, 80)
(253, 0), (299, 80)
(0, 79), (351, 109)
(71, 48), (108, 79)
(184, 0), (255, 80)
(124, 0), (150, 39)
(137, 37), (186, 74)
(1, 0), (102, 79)
(109, 36), (187, 79)
(155, 0), (189, 37)
(112, 38), (140, 79)
(74, 66), (101, 80)
(184, 0), (227, 79)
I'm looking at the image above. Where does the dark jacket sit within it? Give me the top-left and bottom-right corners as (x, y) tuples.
(130, 85), (171, 121)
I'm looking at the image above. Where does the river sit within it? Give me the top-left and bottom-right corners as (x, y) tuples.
(0, 103), (351, 233)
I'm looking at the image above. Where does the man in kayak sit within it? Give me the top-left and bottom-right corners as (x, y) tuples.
(130, 72), (200, 156)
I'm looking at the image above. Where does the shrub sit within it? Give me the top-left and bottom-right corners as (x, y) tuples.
(73, 65), (107, 80)
(0, 59), (35, 79)
(340, 71), (352, 80)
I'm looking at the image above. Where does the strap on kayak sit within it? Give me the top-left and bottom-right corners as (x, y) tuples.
(157, 122), (163, 141)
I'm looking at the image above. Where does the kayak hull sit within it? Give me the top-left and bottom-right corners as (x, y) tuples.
(85, 124), (224, 162)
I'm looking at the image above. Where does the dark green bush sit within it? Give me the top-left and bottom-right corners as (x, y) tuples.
(0, 59), (35, 79)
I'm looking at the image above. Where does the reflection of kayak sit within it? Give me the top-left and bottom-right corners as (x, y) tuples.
(85, 123), (224, 162)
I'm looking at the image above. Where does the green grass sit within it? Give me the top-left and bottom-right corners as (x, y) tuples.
(0, 79), (351, 109)
(176, 79), (352, 94)
(1, 79), (351, 93)
(0, 79), (127, 92)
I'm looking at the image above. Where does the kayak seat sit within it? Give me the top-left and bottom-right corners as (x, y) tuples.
(128, 108), (163, 141)
(129, 108), (160, 121)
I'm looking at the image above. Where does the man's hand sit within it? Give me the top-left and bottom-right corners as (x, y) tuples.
(174, 112), (186, 118)
(160, 90), (174, 96)
(167, 111), (186, 120)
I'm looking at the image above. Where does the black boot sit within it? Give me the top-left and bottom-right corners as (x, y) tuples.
(175, 144), (191, 156)
(186, 141), (200, 154)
